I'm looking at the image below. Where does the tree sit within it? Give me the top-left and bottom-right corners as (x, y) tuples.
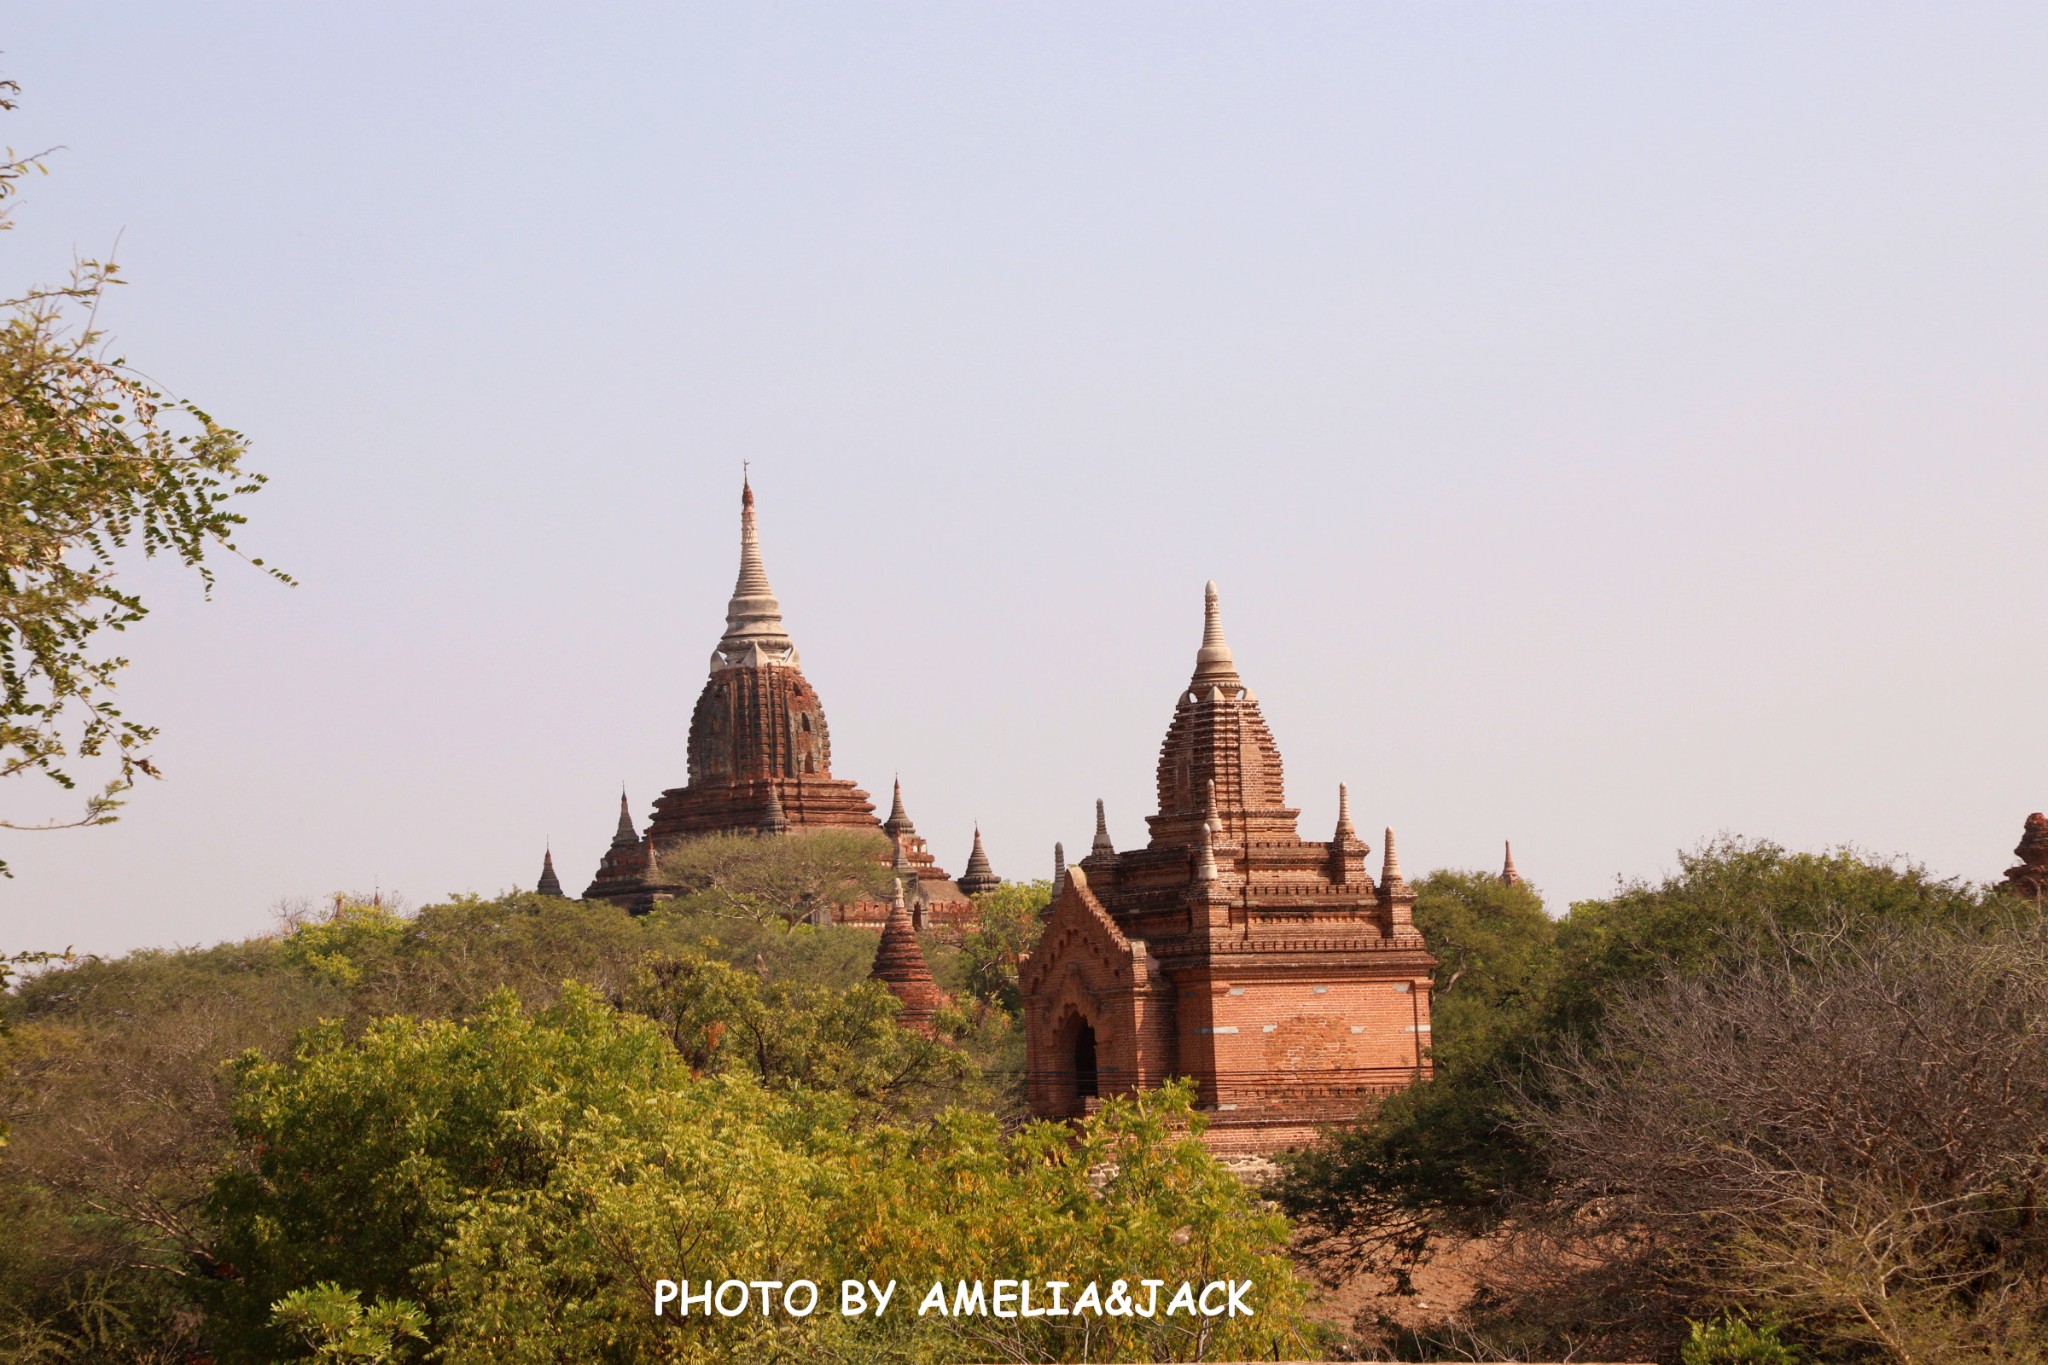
(957, 878), (1052, 1013)
(1523, 915), (2048, 1363)
(1, 77), (282, 875)
(617, 949), (975, 1117)
(205, 986), (1322, 1364)
(654, 829), (894, 925)
(1274, 840), (1993, 1278)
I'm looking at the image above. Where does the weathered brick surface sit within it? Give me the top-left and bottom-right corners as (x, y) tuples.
(1021, 583), (1434, 1154)
(2006, 812), (2048, 901)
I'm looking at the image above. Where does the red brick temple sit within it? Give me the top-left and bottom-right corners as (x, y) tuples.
(1019, 582), (1437, 1154)
(575, 479), (973, 927)
(2006, 812), (2048, 901)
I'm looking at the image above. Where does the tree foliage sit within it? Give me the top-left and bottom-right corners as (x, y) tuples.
(654, 829), (895, 926)
(205, 988), (1317, 1364)
(957, 879), (1051, 1013)
(0, 77), (282, 872)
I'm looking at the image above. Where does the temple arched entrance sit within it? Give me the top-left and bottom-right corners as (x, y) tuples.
(1051, 1010), (1102, 1117)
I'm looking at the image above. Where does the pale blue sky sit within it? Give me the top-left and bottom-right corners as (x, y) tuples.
(5, 4), (2046, 955)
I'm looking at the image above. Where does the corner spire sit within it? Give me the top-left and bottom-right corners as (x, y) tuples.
(1190, 580), (1243, 691)
(1500, 840), (1522, 887)
(883, 776), (913, 837)
(711, 475), (800, 672)
(536, 847), (564, 898)
(959, 824), (999, 895)
(1381, 826), (1407, 892)
(1334, 782), (1357, 843)
(1092, 798), (1115, 857)
(1051, 841), (1067, 900)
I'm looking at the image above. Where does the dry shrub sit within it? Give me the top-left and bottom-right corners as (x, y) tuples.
(1517, 914), (2048, 1363)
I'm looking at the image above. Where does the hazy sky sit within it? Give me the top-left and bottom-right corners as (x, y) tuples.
(5, 4), (2046, 957)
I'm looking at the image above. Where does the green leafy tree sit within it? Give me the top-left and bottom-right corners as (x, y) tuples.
(618, 948), (974, 1116)
(0, 78), (283, 874)
(1681, 1314), (1799, 1365)
(203, 987), (685, 1363)
(957, 879), (1050, 1013)
(654, 829), (894, 925)
(269, 1284), (426, 1364)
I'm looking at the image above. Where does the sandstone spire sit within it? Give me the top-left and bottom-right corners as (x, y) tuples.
(891, 834), (915, 874)
(1092, 798), (1115, 857)
(958, 825), (999, 895)
(711, 476), (799, 672)
(1381, 827), (1407, 893)
(1190, 580), (1243, 691)
(870, 878), (946, 1034)
(1500, 840), (1522, 887)
(536, 848), (564, 898)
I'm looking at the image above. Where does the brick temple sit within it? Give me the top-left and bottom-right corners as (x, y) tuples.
(574, 479), (977, 927)
(1019, 582), (1437, 1153)
(2006, 812), (2048, 901)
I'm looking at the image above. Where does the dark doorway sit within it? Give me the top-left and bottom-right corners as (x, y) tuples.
(1073, 1022), (1098, 1100)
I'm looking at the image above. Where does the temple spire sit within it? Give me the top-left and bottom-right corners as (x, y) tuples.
(536, 847), (564, 898)
(959, 824), (999, 895)
(892, 833), (915, 873)
(711, 475), (800, 671)
(1190, 580), (1244, 691)
(611, 790), (637, 847)
(1381, 827), (1407, 892)
(1500, 840), (1522, 887)
(1092, 798), (1115, 857)
(1334, 782), (1357, 843)
(883, 777), (913, 838)
(1051, 841), (1067, 900)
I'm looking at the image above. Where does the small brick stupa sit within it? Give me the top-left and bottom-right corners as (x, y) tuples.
(584, 791), (659, 912)
(869, 878), (948, 1035)
(535, 848), (564, 898)
(1020, 581), (1437, 1153)
(1500, 841), (1522, 887)
(2005, 813), (2048, 901)
(957, 825), (1000, 896)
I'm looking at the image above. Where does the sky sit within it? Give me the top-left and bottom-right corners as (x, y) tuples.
(4, 3), (2046, 957)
